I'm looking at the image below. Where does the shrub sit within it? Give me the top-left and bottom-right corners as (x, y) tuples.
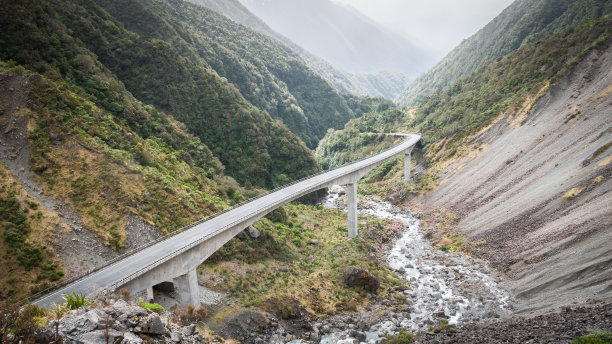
(382, 331), (415, 344)
(119, 288), (131, 302)
(0, 301), (39, 343)
(573, 332), (612, 344)
(63, 292), (88, 310)
(138, 301), (164, 314)
(172, 304), (207, 325)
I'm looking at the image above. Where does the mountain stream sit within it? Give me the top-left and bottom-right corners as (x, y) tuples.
(307, 186), (512, 343)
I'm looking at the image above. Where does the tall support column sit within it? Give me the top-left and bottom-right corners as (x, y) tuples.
(146, 286), (154, 302)
(347, 183), (358, 238)
(173, 268), (199, 307)
(404, 152), (412, 181)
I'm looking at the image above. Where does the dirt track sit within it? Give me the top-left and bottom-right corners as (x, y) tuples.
(422, 45), (612, 313)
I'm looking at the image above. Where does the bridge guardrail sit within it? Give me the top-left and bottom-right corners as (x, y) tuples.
(29, 134), (418, 305)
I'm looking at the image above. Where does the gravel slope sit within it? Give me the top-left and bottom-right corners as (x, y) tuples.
(415, 298), (612, 344)
(422, 45), (612, 313)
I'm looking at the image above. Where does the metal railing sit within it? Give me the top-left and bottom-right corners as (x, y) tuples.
(30, 134), (419, 305)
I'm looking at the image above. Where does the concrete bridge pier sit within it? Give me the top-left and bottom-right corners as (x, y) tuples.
(347, 183), (358, 238)
(404, 148), (414, 181)
(146, 286), (154, 302)
(173, 268), (199, 307)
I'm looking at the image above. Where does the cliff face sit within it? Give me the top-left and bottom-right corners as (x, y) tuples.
(422, 45), (612, 312)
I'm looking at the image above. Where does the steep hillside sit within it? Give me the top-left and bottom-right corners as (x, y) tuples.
(239, 0), (431, 76)
(188, 0), (410, 99)
(423, 38), (612, 313)
(0, 58), (242, 298)
(317, 16), (612, 312)
(397, 0), (612, 106)
(94, 0), (356, 150)
(0, 0), (321, 188)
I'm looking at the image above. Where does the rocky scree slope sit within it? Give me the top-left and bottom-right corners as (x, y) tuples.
(316, 16), (612, 314)
(423, 41), (612, 313)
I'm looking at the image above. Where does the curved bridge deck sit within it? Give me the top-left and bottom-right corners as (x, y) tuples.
(34, 134), (420, 308)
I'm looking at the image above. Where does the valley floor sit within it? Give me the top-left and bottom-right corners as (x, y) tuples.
(415, 298), (612, 344)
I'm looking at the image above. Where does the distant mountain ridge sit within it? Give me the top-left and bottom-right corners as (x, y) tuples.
(188, 0), (411, 99)
(396, 0), (612, 106)
(239, 0), (431, 75)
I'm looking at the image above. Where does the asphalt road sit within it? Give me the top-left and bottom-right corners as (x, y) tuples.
(34, 134), (420, 308)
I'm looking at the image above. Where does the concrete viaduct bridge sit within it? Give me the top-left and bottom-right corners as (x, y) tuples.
(34, 134), (420, 308)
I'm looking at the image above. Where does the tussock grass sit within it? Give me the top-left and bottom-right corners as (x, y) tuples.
(200, 203), (405, 316)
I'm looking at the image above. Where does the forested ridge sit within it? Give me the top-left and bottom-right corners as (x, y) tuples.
(95, 0), (358, 149)
(0, 0), (341, 188)
(319, 15), (611, 197)
(396, 0), (612, 107)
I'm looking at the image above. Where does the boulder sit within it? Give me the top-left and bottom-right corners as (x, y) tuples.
(170, 330), (183, 342)
(182, 324), (196, 336)
(77, 329), (124, 344)
(83, 309), (109, 330)
(247, 225), (261, 239)
(329, 185), (345, 195)
(122, 332), (143, 344)
(104, 299), (148, 319)
(343, 266), (380, 293)
(134, 315), (168, 335)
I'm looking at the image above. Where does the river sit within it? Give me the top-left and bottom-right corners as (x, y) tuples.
(312, 186), (512, 343)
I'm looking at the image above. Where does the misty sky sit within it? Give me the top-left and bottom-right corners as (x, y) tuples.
(332, 0), (515, 56)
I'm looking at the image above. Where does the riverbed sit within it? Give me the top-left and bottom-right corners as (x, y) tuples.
(313, 187), (513, 343)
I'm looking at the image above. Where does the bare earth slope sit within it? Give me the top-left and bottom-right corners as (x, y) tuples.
(422, 45), (612, 313)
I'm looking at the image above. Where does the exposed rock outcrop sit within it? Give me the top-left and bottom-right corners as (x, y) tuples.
(343, 266), (380, 293)
(36, 300), (203, 344)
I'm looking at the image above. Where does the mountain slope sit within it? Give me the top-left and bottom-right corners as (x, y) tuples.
(1, 0), (323, 188)
(423, 36), (612, 313)
(0, 58), (241, 298)
(397, 0), (612, 106)
(94, 0), (356, 149)
(239, 0), (431, 76)
(188, 0), (410, 99)
(318, 16), (612, 312)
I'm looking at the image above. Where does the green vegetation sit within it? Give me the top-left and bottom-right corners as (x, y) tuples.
(316, 109), (409, 169)
(410, 17), (611, 165)
(318, 16), (611, 201)
(94, 0), (356, 150)
(397, 0), (612, 106)
(573, 332), (612, 344)
(0, 301), (40, 343)
(0, 194), (43, 269)
(11, 60), (234, 237)
(429, 318), (457, 333)
(62, 292), (88, 310)
(137, 300), (164, 314)
(201, 203), (404, 316)
(0, 0), (322, 188)
(382, 331), (415, 344)
(0, 165), (68, 299)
